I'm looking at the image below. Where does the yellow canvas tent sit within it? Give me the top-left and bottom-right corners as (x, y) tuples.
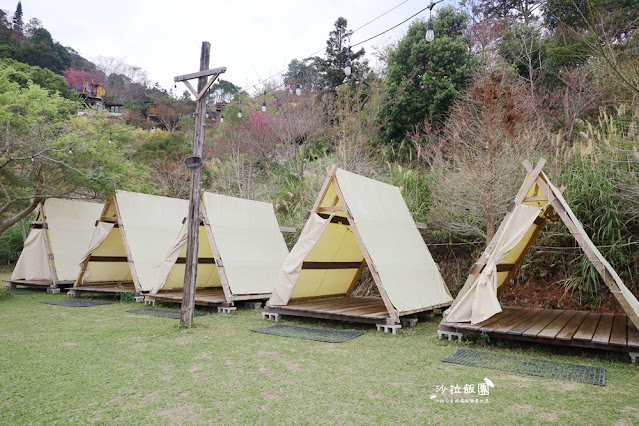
(264, 166), (452, 330)
(6, 198), (103, 293)
(440, 159), (639, 361)
(145, 192), (290, 307)
(70, 190), (188, 296)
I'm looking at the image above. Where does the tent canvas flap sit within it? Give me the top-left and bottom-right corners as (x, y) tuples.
(444, 204), (543, 324)
(45, 198), (103, 281)
(11, 229), (50, 281)
(269, 213), (332, 305)
(151, 222), (188, 293)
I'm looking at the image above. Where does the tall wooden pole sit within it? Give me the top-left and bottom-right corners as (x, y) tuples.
(180, 41), (210, 327)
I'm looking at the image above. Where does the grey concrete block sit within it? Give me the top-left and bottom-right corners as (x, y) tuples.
(400, 318), (418, 327)
(437, 330), (464, 342)
(262, 312), (281, 321)
(376, 323), (402, 334)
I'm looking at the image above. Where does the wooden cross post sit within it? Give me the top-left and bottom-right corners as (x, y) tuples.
(174, 41), (226, 327)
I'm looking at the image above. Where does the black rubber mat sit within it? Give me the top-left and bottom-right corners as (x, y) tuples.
(41, 300), (113, 307)
(251, 324), (363, 343)
(442, 349), (606, 386)
(127, 308), (206, 319)
(7, 290), (28, 295)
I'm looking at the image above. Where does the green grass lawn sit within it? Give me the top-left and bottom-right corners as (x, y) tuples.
(1, 287), (638, 425)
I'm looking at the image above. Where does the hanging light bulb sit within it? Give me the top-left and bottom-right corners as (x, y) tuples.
(262, 91), (266, 112)
(425, 20), (434, 42)
(238, 108), (242, 118)
(31, 153), (35, 162)
(295, 83), (302, 96)
(68, 145), (73, 155)
(344, 59), (352, 76)
(220, 114), (224, 123)
(108, 132), (113, 144)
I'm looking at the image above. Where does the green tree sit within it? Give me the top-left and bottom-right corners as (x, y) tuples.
(0, 58), (78, 101)
(499, 22), (545, 91)
(380, 7), (474, 146)
(475, 0), (541, 24)
(543, 0), (639, 33)
(0, 61), (146, 238)
(283, 58), (323, 92)
(15, 28), (71, 74)
(12, 1), (23, 32)
(208, 79), (240, 104)
(314, 17), (367, 90)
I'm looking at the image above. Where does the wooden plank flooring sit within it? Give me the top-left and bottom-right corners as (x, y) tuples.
(591, 313), (614, 345)
(440, 306), (638, 352)
(146, 287), (229, 306)
(5, 279), (74, 288)
(555, 311), (589, 341)
(73, 283), (136, 294)
(265, 296), (393, 324)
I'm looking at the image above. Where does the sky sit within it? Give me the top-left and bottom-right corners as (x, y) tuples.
(1, 0), (452, 96)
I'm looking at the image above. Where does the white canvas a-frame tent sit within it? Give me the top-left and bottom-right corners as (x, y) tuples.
(145, 192), (290, 306)
(265, 166), (453, 327)
(70, 190), (188, 296)
(440, 160), (639, 358)
(6, 198), (103, 293)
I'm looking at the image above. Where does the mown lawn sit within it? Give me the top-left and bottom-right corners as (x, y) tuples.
(1, 285), (638, 424)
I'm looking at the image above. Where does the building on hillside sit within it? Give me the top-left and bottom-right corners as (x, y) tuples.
(64, 69), (107, 111)
(105, 102), (123, 116)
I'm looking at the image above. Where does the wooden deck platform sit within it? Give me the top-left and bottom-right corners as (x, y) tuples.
(145, 288), (231, 307)
(70, 282), (136, 296)
(440, 307), (639, 354)
(264, 297), (398, 325)
(5, 279), (74, 290)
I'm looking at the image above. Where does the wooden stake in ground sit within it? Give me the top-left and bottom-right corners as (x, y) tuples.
(174, 41), (226, 327)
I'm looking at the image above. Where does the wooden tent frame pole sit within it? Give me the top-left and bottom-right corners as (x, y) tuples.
(37, 202), (58, 289)
(200, 201), (234, 304)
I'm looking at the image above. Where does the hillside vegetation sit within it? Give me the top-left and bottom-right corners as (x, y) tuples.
(0, 1), (638, 309)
